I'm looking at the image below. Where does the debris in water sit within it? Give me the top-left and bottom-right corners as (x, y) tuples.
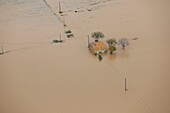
(65, 30), (72, 34)
(0, 52), (4, 55)
(52, 40), (64, 43)
(67, 34), (74, 38)
(87, 9), (92, 12)
(132, 37), (138, 40)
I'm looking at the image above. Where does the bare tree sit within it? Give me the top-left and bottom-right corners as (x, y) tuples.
(118, 38), (129, 49)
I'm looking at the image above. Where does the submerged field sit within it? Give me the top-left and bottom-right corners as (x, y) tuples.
(0, 0), (170, 113)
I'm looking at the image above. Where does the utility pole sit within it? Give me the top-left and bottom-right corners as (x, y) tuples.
(88, 35), (90, 48)
(59, 33), (61, 41)
(125, 78), (128, 91)
(59, 2), (62, 14)
(2, 46), (3, 53)
(0, 46), (4, 55)
(63, 16), (66, 27)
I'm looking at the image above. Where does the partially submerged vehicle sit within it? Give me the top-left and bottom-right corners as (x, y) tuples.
(52, 40), (64, 43)
(67, 34), (74, 38)
(0, 52), (4, 55)
(89, 41), (107, 55)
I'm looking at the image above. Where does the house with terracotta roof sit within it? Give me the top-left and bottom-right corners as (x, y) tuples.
(89, 41), (108, 55)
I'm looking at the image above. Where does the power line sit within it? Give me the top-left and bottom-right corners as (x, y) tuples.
(43, 0), (64, 24)
(105, 58), (154, 113)
(4, 43), (51, 54)
(0, 41), (51, 46)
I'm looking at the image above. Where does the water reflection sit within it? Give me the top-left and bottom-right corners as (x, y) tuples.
(118, 49), (129, 59)
(107, 53), (117, 61)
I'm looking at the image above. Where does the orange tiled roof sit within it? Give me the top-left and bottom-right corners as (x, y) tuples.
(90, 41), (107, 51)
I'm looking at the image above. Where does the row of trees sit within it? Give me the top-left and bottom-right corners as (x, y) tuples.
(91, 32), (129, 54)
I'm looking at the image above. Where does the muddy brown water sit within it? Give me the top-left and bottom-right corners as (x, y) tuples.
(0, 0), (170, 113)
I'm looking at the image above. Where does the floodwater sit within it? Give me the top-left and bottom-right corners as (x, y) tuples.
(0, 0), (170, 113)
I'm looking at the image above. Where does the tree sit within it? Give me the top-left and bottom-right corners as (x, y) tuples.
(118, 38), (129, 49)
(106, 38), (117, 46)
(109, 46), (116, 54)
(91, 32), (105, 42)
(98, 54), (103, 61)
(106, 38), (117, 54)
